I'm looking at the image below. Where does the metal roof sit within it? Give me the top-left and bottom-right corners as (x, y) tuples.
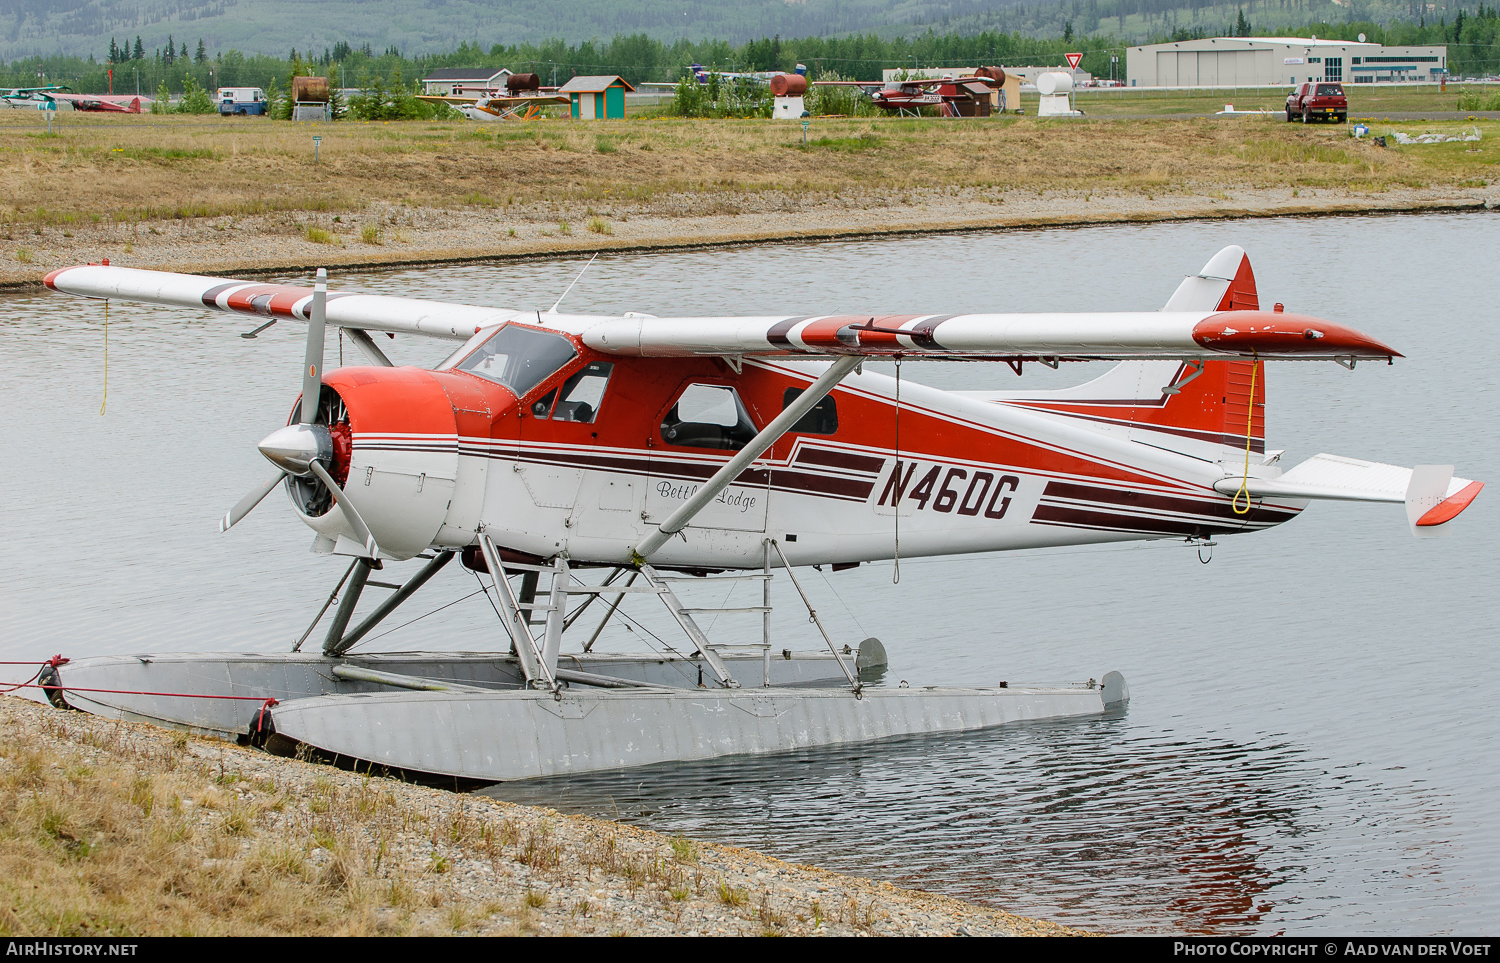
(422, 67), (512, 82)
(558, 75), (636, 94)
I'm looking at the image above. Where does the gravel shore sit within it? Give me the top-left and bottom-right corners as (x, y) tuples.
(0, 695), (1085, 936)
(3, 184), (1493, 290)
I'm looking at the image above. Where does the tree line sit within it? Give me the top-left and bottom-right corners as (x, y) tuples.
(3, 9), (1496, 98)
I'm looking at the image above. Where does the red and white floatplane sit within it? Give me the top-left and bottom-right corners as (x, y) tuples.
(17, 246), (1480, 782)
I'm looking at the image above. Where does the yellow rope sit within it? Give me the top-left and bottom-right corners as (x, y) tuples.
(1231, 358), (1258, 515)
(99, 300), (108, 416)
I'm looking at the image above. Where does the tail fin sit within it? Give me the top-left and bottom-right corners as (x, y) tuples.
(1000, 245), (1266, 460)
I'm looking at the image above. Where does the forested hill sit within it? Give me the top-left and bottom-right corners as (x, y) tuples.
(5, 0), (1493, 79)
(2, 0), (1028, 61)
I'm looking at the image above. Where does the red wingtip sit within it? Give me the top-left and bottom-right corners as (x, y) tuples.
(1193, 312), (1403, 359)
(42, 267), (68, 291)
(1417, 480), (1483, 527)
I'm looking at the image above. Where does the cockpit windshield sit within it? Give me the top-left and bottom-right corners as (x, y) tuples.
(454, 324), (577, 398)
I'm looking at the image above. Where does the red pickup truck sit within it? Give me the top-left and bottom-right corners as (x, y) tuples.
(1286, 83), (1347, 124)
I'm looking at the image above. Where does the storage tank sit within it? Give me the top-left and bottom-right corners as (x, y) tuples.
(506, 73), (541, 92)
(292, 76), (330, 103)
(1036, 72), (1074, 96)
(770, 73), (808, 97)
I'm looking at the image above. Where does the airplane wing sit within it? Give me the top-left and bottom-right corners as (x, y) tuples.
(577, 311), (1399, 362)
(45, 263), (1400, 361)
(44, 265), (520, 340)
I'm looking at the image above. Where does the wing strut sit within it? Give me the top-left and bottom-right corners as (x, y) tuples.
(632, 355), (862, 561)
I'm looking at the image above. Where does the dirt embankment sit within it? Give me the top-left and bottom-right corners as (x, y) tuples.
(0, 695), (1083, 936)
(2, 184), (1492, 291)
(2, 113), (1495, 288)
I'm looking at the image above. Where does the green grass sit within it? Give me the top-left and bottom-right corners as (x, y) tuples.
(110, 145), (218, 161)
(794, 132), (884, 151)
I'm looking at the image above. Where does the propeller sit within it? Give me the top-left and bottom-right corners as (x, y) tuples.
(220, 268), (382, 557)
(220, 471), (287, 533)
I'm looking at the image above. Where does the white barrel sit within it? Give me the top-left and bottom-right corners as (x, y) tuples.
(1036, 71), (1074, 95)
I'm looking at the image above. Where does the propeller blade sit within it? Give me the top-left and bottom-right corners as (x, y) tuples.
(220, 471), (289, 533)
(300, 268), (327, 425)
(307, 460), (380, 558)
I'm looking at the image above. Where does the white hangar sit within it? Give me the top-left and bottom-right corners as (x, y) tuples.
(1127, 37), (1447, 87)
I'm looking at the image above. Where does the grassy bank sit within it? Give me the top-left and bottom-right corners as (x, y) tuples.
(0, 695), (1078, 936)
(1, 110), (1494, 230)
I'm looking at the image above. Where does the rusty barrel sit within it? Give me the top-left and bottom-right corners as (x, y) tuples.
(770, 73), (808, 97)
(292, 76), (330, 102)
(506, 73), (541, 92)
(974, 66), (1006, 86)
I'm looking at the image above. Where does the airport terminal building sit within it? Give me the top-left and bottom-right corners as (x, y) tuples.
(1127, 37), (1447, 87)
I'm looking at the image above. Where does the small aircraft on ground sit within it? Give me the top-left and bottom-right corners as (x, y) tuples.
(815, 67), (1007, 117)
(1, 85), (69, 108)
(1, 85), (148, 112)
(26, 247), (1480, 782)
(416, 72), (568, 121)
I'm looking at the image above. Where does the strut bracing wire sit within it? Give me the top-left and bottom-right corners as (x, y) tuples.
(99, 300), (108, 415)
(1232, 358), (1259, 516)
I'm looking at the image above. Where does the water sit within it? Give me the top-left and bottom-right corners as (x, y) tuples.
(2, 212), (1496, 933)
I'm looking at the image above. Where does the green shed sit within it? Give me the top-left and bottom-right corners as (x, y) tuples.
(558, 75), (634, 119)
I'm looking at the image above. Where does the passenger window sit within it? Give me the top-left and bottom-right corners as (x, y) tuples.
(454, 324), (577, 398)
(661, 384), (758, 451)
(782, 387), (838, 435)
(550, 362), (612, 424)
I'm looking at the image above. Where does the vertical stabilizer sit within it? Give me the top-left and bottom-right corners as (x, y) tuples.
(997, 246), (1267, 459)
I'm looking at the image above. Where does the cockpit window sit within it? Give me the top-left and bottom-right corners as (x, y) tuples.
(454, 324), (577, 398)
(661, 384), (758, 451)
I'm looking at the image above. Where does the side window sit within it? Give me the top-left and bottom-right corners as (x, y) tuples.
(551, 362), (612, 424)
(782, 387), (838, 435)
(661, 384), (758, 451)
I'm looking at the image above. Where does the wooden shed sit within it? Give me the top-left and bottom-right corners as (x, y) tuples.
(558, 75), (634, 119)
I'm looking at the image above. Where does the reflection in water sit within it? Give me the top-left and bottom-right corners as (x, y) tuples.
(484, 712), (1448, 934)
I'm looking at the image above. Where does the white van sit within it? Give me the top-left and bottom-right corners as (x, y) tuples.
(217, 87), (266, 115)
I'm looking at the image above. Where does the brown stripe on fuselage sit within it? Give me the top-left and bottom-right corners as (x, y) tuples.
(1030, 504), (1276, 537)
(793, 446), (886, 475)
(1042, 479), (1300, 524)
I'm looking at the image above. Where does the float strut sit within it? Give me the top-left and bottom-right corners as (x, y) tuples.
(322, 559), (373, 656)
(326, 551), (454, 656)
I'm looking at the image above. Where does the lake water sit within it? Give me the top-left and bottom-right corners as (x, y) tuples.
(2, 212), (1495, 934)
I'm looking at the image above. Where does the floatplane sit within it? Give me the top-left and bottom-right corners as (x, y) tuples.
(22, 247), (1480, 782)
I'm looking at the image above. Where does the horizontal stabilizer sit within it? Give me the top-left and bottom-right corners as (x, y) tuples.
(1212, 453), (1482, 535)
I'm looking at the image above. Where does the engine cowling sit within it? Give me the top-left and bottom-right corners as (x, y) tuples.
(284, 367), (509, 560)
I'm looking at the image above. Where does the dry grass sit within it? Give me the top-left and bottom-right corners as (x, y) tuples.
(0, 111), (1492, 232)
(0, 695), (1084, 937)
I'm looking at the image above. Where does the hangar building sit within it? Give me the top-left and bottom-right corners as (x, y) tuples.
(1127, 37), (1447, 87)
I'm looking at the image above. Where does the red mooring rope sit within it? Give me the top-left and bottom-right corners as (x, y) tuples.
(5, 656), (276, 708)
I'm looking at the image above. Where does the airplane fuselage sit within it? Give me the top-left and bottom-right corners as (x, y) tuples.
(307, 337), (1303, 569)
